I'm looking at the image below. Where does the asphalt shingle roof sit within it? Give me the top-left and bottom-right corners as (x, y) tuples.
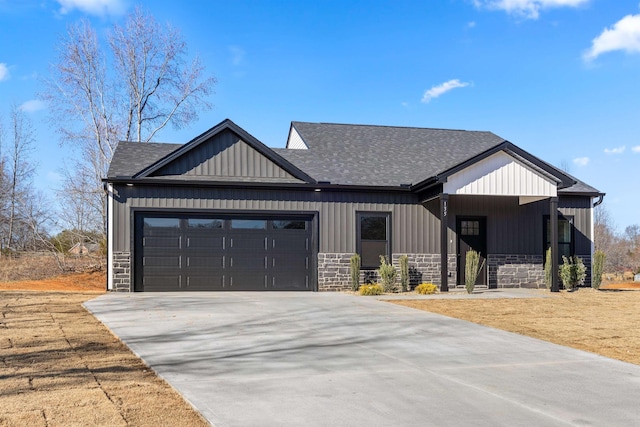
(273, 122), (506, 186)
(107, 141), (181, 178)
(106, 121), (601, 195)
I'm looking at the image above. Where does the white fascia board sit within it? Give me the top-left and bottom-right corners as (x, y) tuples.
(443, 151), (558, 198)
(107, 183), (114, 291)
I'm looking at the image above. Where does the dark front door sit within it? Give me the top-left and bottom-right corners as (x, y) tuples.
(457, 217), (487, 288)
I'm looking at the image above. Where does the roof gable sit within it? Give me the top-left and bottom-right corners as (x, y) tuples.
(443, 150), (558, 201)
(134, 119), (315, 183)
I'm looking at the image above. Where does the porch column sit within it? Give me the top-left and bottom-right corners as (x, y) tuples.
(550, 197), (559, 292)
(440, 193), (449, 292)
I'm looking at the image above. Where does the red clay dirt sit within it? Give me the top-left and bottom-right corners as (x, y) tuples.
(0, 271), (106, 292)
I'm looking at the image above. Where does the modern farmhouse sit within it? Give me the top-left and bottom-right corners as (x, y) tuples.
(105, 119), (603, 292)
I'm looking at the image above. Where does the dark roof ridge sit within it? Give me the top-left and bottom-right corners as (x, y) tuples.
(292, 121), (493, 133)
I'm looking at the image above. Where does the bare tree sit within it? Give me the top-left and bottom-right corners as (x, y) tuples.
(41, 7), (216, 234)
(3, 104), (36, 251)
(594, 204), (628, 272)
(109, 7), (215, 142)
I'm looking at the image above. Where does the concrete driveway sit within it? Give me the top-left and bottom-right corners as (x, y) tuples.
(85, 292), (640, 427)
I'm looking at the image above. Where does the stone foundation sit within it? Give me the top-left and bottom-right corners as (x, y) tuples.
(111, 251), (131, 292)
(488, 254), (544, 289)
(317, 253), (354, 291)
(318, 253), (455, 291)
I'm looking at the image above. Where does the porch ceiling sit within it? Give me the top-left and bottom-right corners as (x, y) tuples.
(443, 151), (558, 201)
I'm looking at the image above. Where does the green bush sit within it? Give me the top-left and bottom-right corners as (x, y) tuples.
(415, 283), (437, 295)
(544, 248), (553, 290)
(465, 250), (484, 294)
(349, 253), (361, 291)
(359, 284), (384, 296)
(592, 250), (605, 290)
(378, 256), (397, 293)
(399, 255), (409, 292)
(560, 256), (587, 291)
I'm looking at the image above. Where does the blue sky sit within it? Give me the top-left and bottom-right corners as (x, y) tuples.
(0, 0), (639, 232)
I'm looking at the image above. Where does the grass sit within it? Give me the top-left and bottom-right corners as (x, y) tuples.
(389, 287), (640, 365)
(0, 274), (208, 426)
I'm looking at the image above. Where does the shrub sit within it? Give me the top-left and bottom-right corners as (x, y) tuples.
(560, 256), (586, 291)
(349, 254), (361, 291)
(399, 255), (409, 292)
(592, 250), (605, 290)
(544, 248), (553, 290)
(464, 250), (484, 294)
(359, 283), (384, 296)
(378, 256), (397, 293)
(415, 283), (437, 295)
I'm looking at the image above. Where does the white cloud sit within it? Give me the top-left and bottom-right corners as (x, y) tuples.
(584, 14), (640, 61)
(0, 63), (9, 81)
(573, 157), (590, 166)
(19, 100), (46, 113)
(56, 0), (127, 16)
(474, 0), (588, 20)
(467, 21), (477, 28)
(604, 145), (626, 154)
(228, 45), (245, 66)
(632, 145), (640, 153)
(421, 79), (470, 103)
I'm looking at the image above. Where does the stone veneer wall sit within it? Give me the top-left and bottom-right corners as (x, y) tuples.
(488, 254), (545, 289)
(317, 253), (455, 291)
(317, 253), (353, 291)
(488, 254), (593, 289)
(112, 251), (132, 292)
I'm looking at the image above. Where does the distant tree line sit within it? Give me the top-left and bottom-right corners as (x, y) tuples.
(594, 204), (640, 274)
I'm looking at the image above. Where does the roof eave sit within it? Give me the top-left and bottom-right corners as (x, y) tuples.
(105, 177), (414, 193)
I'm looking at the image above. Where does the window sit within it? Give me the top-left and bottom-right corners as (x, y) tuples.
(461, 220), (480, 236)
(187, 218), (223, 229)
(231, 219), (266, 229)
(272, 220), (306, 230)
(143, 217), (180, 228)
(544, 215), (574, 263)
(357, 212), (391, 268)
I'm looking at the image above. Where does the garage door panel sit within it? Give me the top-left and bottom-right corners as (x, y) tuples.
(144, 256), (181, 267)
(228, 275), (268, 290)
(186, 236), (224, 249)
(143, 236), (182, 249)
(272, 237), (308, 251)
(143, 275), (182, 290)
(137, 214), (313, 291)
(185, 276), (225, 290)
(186, 255), (224, 268)
(229, 236), (267, 251)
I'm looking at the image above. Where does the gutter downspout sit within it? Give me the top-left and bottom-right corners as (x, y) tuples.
(592, 194), (604, 208)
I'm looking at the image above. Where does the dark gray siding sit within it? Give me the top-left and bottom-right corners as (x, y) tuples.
(153, 129), (296, 179)
(559, 196), (592, 255)
(443, 195), (593, 256)
(111, 185), (440, 254)
(111, 186), (593, 257)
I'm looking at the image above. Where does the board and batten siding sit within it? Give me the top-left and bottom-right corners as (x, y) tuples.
(559, 196), (593, 255)
(433, 195), (593, 256)
(111, 185), (593, 258)
(111, 184), (441, 254)
(153, 130), (296, 179)
(443, 151), (557, 198)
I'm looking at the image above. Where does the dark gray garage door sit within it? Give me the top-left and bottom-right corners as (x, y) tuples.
(134, 213), (314, 291)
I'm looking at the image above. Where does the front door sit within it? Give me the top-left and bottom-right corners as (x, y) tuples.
(457, 217), (487, 288)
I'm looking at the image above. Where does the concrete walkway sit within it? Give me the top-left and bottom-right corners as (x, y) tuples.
(85, 292), (640, 427)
